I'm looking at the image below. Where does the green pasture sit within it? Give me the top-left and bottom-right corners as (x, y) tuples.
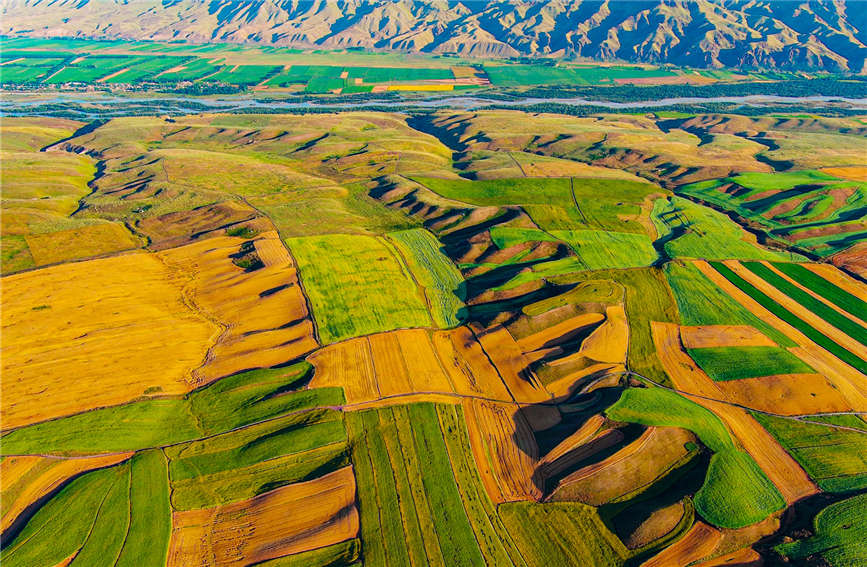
(388, 228), (465, 328)
(678, 171), (866, 257)
(483, 63), (675, 87)
(777, 493), (867, 567)
(772, 262), (867, 319)
(115, 450), (171, 566)
(287, 234), (432, 343)
(347, 404), (485, 567)
(499, 502), (629, 567)
(607, 387), (785, 528)
(687, 346), (815, 381)
(664, 261), (794, 346)
(753, 413), (867, 492)
(1, 465), (129, 567)
(710, 262), (867, 373)
(553, 229), (657, 269)
(651, 196), (796, 261)
(0, 364), (343, 454)
(742, 261), (867, 347)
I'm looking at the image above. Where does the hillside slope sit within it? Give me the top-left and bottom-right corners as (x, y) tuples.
(2, 0), (865, 71)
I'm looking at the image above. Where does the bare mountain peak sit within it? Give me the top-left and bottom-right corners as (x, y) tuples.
(2, 0), (864, 71)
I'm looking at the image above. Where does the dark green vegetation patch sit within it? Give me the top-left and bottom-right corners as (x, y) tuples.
(687, 346), (815, 381)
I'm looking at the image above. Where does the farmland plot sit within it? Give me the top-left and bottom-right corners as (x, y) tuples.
(287, 234), (432, 343)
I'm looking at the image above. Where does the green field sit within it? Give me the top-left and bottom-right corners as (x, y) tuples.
(753, 413), (867, 492)
(388, 228), (466, 328)
(710, 262), (867, 373)
(1, 465), (129, 567)
(679, 170), (867, 257)
(651, 196), (796, 261)
(488, 226), (657, 270)
(348, 404), (485, 566)
(553, 229), (657, 269)
(777, 493), (867, 567)
(607, 387), (785, 528)
(115, 450), (172, 566)
(482, 63), (676, 86)
(741, 261), (867, 347)
(772, 263), (867, 319)
(499, 503), (629, 567)
(287, 234), (432, 343)
(687, 346), (815, 381)
(665, 261), (794, 346)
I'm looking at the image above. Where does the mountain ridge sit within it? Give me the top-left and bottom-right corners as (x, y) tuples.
(2, 0), (866, 72)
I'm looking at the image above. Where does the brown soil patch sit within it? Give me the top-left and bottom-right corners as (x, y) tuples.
(541, 429), (625, 492)
(680, 325), (777, 349)
(820, 166), (867, 182)
(308, 336), (379, 403)
(651, 321), (818, 504)
(553, 427), (694, 506)
(693, 260), (867, 409)
(641, 521), (722, 567)
(167, 466), (358, 566)
(579, 305), (629, 363)
(832, 245), (867, 279)
(96, 67), (130, 83)
(787, 220), (866, 241)
(716, 373), (851, 415)
(159, 232), (317, 384)
(462, 398), (541, 503)
(1, 252), (216, 429)
(1, 453), (132, 534)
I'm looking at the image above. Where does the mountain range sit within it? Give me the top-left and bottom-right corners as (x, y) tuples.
(3, 0), (866, 71)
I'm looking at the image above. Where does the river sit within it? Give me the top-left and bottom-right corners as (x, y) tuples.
(2, 92), (866, 117)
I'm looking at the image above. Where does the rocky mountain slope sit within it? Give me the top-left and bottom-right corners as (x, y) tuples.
(3, 0), (865, 71)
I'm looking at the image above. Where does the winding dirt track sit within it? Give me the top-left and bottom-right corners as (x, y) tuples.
(651, 322), (818, 505)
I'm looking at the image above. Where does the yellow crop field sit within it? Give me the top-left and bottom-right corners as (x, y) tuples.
(167, 466), (358, 566)
(24, 222), (140, 266)
(1, 252), (216, 429)
(680, 325), (777, 349)
(309, 327), (515, 405)
(159, 232), (317, 384)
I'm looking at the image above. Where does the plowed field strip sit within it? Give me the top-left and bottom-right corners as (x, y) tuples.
(472, 326), (549, 403)
(653, 322), (817, 504)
